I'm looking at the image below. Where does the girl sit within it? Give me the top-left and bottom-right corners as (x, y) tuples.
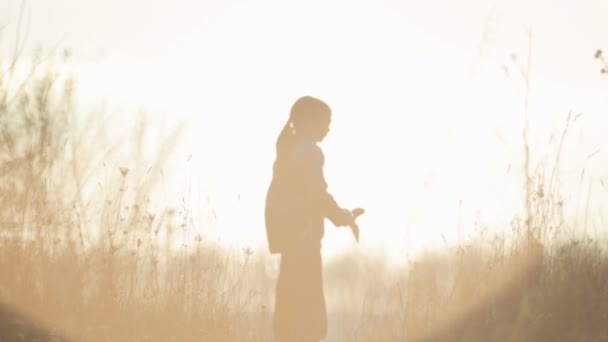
(265, 96), (358, 341)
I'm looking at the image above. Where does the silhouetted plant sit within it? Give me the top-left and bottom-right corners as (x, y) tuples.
(595, 49), (607, 75)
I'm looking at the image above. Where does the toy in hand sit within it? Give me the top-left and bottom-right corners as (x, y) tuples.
(350, 208), (365, 242)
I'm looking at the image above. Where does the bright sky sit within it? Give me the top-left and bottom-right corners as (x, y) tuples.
(2, 0), (607, 263)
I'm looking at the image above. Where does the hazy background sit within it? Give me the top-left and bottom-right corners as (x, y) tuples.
(1, 0), (607, 263)
(3, 1), (608, 341)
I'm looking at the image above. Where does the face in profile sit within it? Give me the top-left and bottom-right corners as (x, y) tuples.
(312, 114), (331, 142)
(289, 96), (333, 143)
(298, 114), (331, 142)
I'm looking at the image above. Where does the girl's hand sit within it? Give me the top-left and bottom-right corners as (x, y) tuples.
(334, 208), (355, 227)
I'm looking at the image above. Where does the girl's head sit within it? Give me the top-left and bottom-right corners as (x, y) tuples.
(276, 96), (332, 159)
(289, 96), (332, 142)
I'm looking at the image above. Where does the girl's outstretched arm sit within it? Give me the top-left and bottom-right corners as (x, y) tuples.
(293, 141), (352, 227)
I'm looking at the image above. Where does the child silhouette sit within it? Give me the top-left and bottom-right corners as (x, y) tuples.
(265, 96), (362, 341)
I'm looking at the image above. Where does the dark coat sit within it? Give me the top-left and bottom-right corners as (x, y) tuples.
(265, 135), (343, 341)
(265, 136), (343, 254)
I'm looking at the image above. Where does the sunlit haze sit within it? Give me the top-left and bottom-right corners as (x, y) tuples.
(2, 0), (607, 263)
(3, 0), (608, 340)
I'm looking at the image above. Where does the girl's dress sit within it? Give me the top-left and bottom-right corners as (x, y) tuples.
(265, 135), (344, 341)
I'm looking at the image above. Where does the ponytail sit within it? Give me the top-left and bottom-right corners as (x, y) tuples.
(275, 118), (294, 160)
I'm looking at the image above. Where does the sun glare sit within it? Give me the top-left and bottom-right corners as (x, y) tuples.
(4, 0), (608, 340)
(51, 0), (607, 267)
(67, 13), (536, 265)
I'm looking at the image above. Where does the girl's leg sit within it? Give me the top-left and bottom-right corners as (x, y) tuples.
(272, 248), (327, 341)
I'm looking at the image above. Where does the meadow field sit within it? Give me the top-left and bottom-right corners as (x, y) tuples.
(1, 34), (608, 342)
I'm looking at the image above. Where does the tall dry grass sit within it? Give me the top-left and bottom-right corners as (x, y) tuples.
(1, 22), (608, 342)
(336, 45), (608, 342)
(0, 39), (274, 341)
